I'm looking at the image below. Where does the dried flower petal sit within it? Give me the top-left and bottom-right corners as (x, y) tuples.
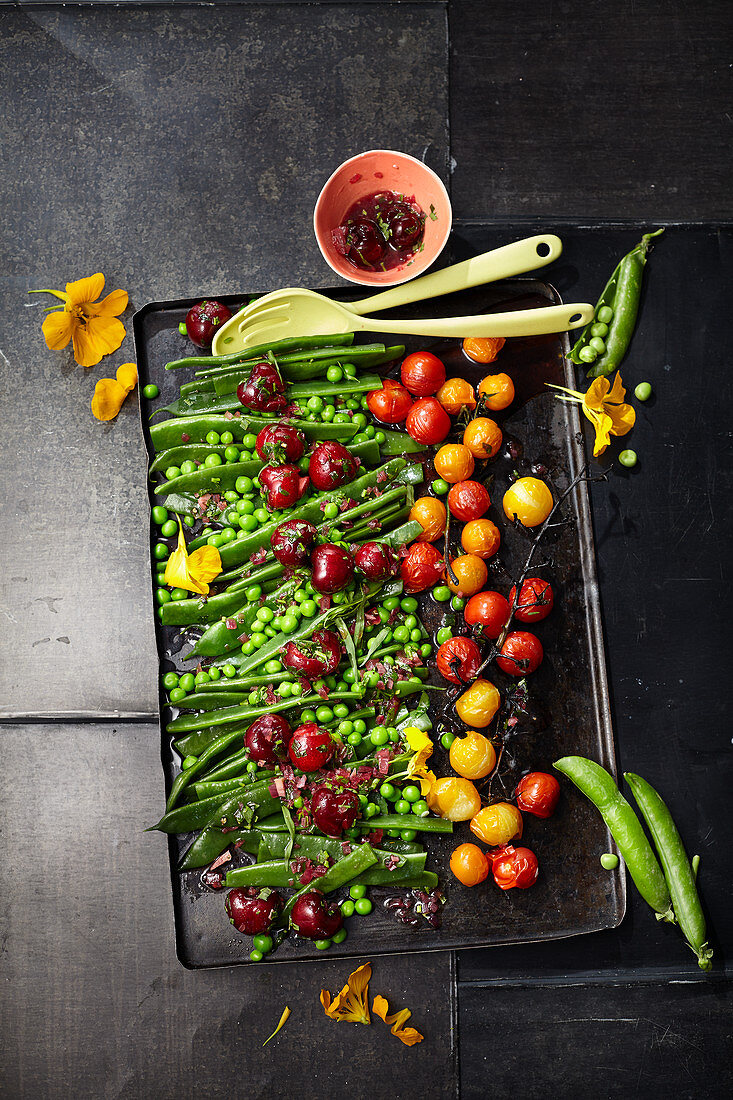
(372, 994), (424, 1046)
(262, 1006), (290, 1047)
(320, 963), (372, 1024)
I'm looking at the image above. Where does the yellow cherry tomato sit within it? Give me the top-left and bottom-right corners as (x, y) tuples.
(455, 679), (501, 728)
(446, 554), (488, 597)
(461, 518), (501, 559)
(478, 372), (515, 411)
(449, 730), (497, 779)
(434, 443), (475, 484)
(470, 802), (523, 847)
(450, 843), (490, 886)
(462, 416), (503, 460)
(502, 477), (554, 527)
(409, 496), (447, 542)
(429, 777), (482, 821)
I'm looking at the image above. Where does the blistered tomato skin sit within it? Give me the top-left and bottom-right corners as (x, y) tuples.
(461, 518), (501, 559)
(463, 417), (503, 460)
(447, 480), (491, 522)
(463, 337), (505, 365)
(366, 379), (413, 424)
(446, 554), (488, 598)
(450, 843), (490, 886)
(509, 578), (555, 623)
(455, 679), (501, 728)
(516, 772), (561, 819)
(478, 372), (515, 411)
(436, 636), (482, 684)
(503, 477), (554, 527)
(470, 802), (523, 847)
(496, 631), (544, 676)
(434, 444), (475, 484)
(400, 542), (445, 593)
(405, 398), (451, 445)
(492, 846), (539, 890)
(464, 590), (510, 640)
(430, 777), (482, 821)
(400, 351), (446, 396)
(436, 377), (476, 416)
(409, 497), (447, 542)
(449, 730), (497, 780)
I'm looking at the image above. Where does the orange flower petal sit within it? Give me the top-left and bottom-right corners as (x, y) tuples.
(72, 315), (126, 367)
(91, 378), (128, 421)
(116, 362), (138, 393)
(65, 273), (105, 306)
(91, 288), (129, 318)
(607, 402), (635, 437)
(606, 372), (626, 405)
(320, 963), (372, 1023)
(41, 309), (74, 351)
(591, 411), (614, 456)
(262, 1006), (290, 1047)
(372, 994), (423, 1046)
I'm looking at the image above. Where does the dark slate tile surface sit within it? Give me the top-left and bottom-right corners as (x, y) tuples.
(0, 722), (457, 1099)
(448, 0), (733, 220)
(0, 3), (448, 717)
(459, 981), (733, 1099)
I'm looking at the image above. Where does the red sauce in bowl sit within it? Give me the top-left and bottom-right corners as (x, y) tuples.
(331, 190), (427, 272)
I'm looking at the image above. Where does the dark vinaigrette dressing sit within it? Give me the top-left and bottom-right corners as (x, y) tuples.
(332, 190), (428, 272)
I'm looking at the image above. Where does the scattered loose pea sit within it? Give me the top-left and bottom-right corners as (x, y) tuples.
(178, 321), (188, 336)
(619, 449), (638, 468)
(331, 928), (347, 944)
(600, 853), (620, 870)
(340, 899), (355, 917)
(354, 898), (373, 916)
(143, 383), (160, 399)
(432, 585), (451, 603)
(431, 478), (450, 495)
(634, 381), (652, 401)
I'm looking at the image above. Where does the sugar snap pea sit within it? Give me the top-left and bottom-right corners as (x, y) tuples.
(150, 413), (357, 450)
(625, 773), (713, 971)
(554, 756), (673, 919)
(211, 346), (404, 394)
(179, 827), (260, 870)
(165, 333), (355, 370)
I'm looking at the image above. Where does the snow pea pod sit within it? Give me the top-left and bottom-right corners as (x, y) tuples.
(166, 688), (361, 736)
(150, 413), (357, 450)
(179, 827), (260, 870)
(211, 346), (404, 394)
(165, 333), (355, 371)
(228, 842), (378, 896)
(356, 815), (454, 834)
(160, 562), (284, 626)
(288, 374), (381, 399)
(625, 773), (713, 971)
(554, 756), (673, 919)
(152, 776), (273, 833)
(166, 726), (247, 810)
(194, 772), (274, 800)
(188, 573), (304, 658)
(258, 834), (423, 862)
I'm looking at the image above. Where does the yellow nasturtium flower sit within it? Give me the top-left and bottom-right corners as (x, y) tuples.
(34, 273), (128, 367)
(403, 726), (438, 799)
(164, 517), (222, 595)
(372, 994), (424, 1046)
(320, 963), (372, 1024)
(548, 372), (635, 457)
(91, 362), (138, 421)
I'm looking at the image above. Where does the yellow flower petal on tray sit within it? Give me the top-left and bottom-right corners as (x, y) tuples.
(164, 518), (221, 595)
(34, 272), (128, 367)
(320, 963), (372, 1024)
(372, 994), (424, 1046)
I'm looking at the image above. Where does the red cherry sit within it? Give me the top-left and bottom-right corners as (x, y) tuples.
(236, 361), (287, 413)
(259, 465), (309, 510)
(271, 520), (318, 566)
(311, 784), (361, 837)
(310, 543), (354, 594)
(244, 713), (292, 764)
(354, 541), (400, 581)
(225, 887), (283, 934)
(308, 441), (358, 491)
(255, 422), (305, 465)
(290, 890), (343, 939)
(287, 723), (334, 771)
(184, 299), (232, 349)
(283, 629), (342, 679)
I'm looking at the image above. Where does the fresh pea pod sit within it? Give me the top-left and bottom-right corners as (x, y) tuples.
(179, 827), (260, 870)
(195, 340), (359, 377)
(625, 773), (713, 971)
(554, 756), (673, 919)
(570, 228), (664, 378)
(165, 332), (355, 371)
(166, 726), (246, 810)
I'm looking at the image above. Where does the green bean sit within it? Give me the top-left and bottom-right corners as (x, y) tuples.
(211, 346), (403, 394)
(625, 773), (713, 970)
(356, 815), (454, 834)
(165, 333), (355, 371)
(554, 757), (673, 919)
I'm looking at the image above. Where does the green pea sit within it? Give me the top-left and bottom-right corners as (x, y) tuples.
(333, 703), (349, 719)
(249, 950), (264, 962)
(307, 395), (324, 413)
(162, 671), (179, 689)
(223, 445), (239, 462)
(451, 596), (466, 612)
(590, 322), (609, 338)
(394, 800), (411, 815)
(156, 589), (171, 606)
(169, 687), (186, 703)
(205, 431), (220, 445)
(354, 898), (372, 916)
(204, 453), (223, 468)
(400, 596), (418, 614)
(600, 853), (620, 870)
(178, 321), (188, 336)
(321, 406), (335, 421)
(180, 460), (196, 475)
(195, 670), (210, 685)
(380, 782), (396, 800)
(326, 365), (343, 383)
(251, 632), (267, 648)
(402, 784), (421, 803)
(340, 899), (355, 917)
(352, 413), (367, 429)
(179, 673), (195, 692)
(619, 449), (638, 467)
(252, 934), (273, 954)
(596, 305), (614, 323)
(365, 424), (376, 438)
(383, 596), (400, 612)
(420, 643), (433, 660)
(300, 599), (317, 618)
(371, 728), (389, 746)
(184, 515), (195, 528)
(208, 666), (221, 681)
(152, 505), (168, 525)
(363, 803), (378, 819)
(431, 478), (450, 495)
(235, 476), (254, 494)
(293, 795), (304, 809)
(400, 829), (417, 842)
(393, 624), (410, 643)
(589, 336), (606, 354)
(153, 542), (169, 560)
(245, 584), (262, 601)
(256, 606), (274, 623)
(314, 939), (332, 951)
(316, 705), (334, 723)
(352, 719), (366, 735)
(243, 433), (257, 450)
(223, 663), (237, 679)
(245, 761), (258, 775)
(349, 884), (367, 900)
(280, 614), (298, 633)
(436, 626), (453, 645)
(412, 800), (430, 817)
(254, 508), (270, 524)
(221, 527), (236, 543)
(347, 731), (362, 746)
(240, 515), (258, 532)
(635, 381), (652, 402)
(160, 519), (177, 538)
(578, 346), (597, 364)
(290, 682), (303, 697)
(181, 754), (198, 769)
(143, 383), (159, 399)
(374, 431), (385, 444)
(323, 502), (339, 519)
(331, 928), (347, 944)
(433, 585), (451, 603)
(277, 681), (292, 697)
(441, 732), (456, 750)
(300, 709), (317, 724)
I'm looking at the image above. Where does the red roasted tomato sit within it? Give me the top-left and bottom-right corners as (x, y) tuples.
(516, 772), (561, 819)
(400, 542), (445, 593)
(405, 397), (451, 445)
(366, 379), (413, 424)
(491, 846), (539, 890)
(400, 351), (446, 397)
(436, 636), (482, 684)
(447, 480), (491, 522)
(509, 578), (555, 623)
(464, 590), (510, 640)
(496, 631), (544, 676)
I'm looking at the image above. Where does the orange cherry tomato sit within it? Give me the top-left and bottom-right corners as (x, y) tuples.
(462, 417), (503, 460)
(429, 777), (482, 821)
(463, 336), (506, 365)
(446, 554), (487, 597)
(470, 802), (523, 847)
(400, 351), (446, 397)
(478, 372), (515, 411)
(464, 590), (510, 639)
(450, 843), (490, 886)
(434, 443), (475, 484)
(455, 679), (500, 728)
(449, 730), (497, 780)
(447, 480), (491, 522)
(400, 542), (445, 593)
(503, 477), (553, 527)
(409, 496), (446, 542)
(436, 377), (476, 416)
(461, 518), (501, 559)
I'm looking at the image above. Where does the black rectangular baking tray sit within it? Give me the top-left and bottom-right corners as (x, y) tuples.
(133, 279), (625, 968)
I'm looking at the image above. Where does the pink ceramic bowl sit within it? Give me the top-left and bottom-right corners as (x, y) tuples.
(313, 149), (452, 287)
